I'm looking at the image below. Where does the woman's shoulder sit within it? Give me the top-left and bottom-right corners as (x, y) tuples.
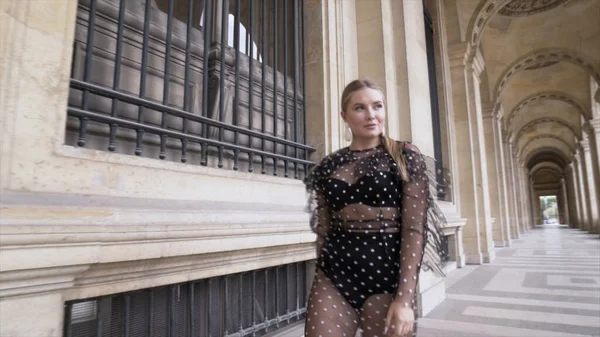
(393, 139), (423, 154)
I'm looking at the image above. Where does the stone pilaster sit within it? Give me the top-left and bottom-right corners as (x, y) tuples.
(448, 44), (495, 264)
(560, 178), (570, 225)
(569, 162), (582, 228)
(506, 140), (521, 239)
(486, 111), (510, 247)
(574, 150), (590, 231)
(580, 134), (600, 234)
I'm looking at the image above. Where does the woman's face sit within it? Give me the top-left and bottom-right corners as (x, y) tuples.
(342, 88), (386, 140)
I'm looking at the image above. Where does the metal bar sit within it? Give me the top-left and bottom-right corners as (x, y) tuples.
(275, 266), (279, 328)
(207, 279), (212, 337)
(218, 0), (228, 168)
(124, 295), (131, 337)
(96, 299), (103, 337)
(248, 0), (255, 173)
(238, 273), (243, 333)
(261, 0), (267, 174)
(283, 0), (289, 178)
(78, 0), (98, 147)
(285, 265), (290, 324)
(223, 276), (228, 335)
(135, 0), (152, 156)
(63, 304), (72, 337)
(233, 0), (241, 171)
(67, 108), (314, 164)
(272, 0), (279, 176)
(168, 286), (174, 337)
(301, 0), (307, 175)
(159, 0), (175, 160)
(148, 290), (154, 337)
(108, 0), (126, 152)
(189, 283), (195, 337)
(201, 0), (211, 166)
(181, 0), (195, 163)
(264, 269), (268, 333)
(224, 308), (307, 337)
(295, 262), (300, 319)
(69, 80), (314, 150)
(251, 271), (256, 337)
(293, 0), (299, 179)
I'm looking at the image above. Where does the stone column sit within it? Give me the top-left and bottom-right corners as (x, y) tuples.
(560, 178), (570, 225)
(569, 162), (583, 228)
(355, 0), (435, 157)
(581, 135), (600, 233)
(520, 166), (532, 231)
(496, 122), (512, 245)
(448, 44), (494, 264)
(574, 150), (590, 231)
(530, 178), (539, 226)
(486, 112), (510, 247)
(506, 140), (521, 239)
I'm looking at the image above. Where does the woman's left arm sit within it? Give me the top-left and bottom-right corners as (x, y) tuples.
(385, 143), (430, 336)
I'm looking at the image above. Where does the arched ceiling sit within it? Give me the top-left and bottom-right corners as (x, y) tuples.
(532, 168), (562, 184)
(526, 148), (570, 169)
(531, 162), (564, 177)
(456, 0), (600, 173)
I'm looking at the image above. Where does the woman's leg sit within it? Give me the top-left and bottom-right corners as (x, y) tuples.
(359, 294), (418, 337)
(304, 269), (360, 337)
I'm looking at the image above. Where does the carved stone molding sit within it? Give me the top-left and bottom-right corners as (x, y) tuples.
(507, 92), (589, 129)
(514, 117), (578, 143)
(499, 0), (570, 17)
(518, 134), (574, 157)
(494, 49), (600, 100)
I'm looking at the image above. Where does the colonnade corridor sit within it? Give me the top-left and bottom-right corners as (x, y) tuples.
(420, 224), (600, 337)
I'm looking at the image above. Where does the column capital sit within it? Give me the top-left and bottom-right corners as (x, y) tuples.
(448, 42), (468, 68)
(581, 137), (591, 151)
(589, 118), (600, 131)
(583, 122), (594, 136)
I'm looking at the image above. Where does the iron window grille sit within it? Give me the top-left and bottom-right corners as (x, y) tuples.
(64, 261), (309, 337)
(66, 0), (314, 179)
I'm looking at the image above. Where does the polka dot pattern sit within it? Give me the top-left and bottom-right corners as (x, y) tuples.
(304, 142), (432, 336)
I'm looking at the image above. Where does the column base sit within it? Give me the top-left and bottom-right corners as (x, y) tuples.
(464, 252), (484, 265)
(482, 250), (496, 263)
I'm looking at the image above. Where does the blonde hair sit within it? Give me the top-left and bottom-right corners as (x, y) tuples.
(341, 79), (409, 182)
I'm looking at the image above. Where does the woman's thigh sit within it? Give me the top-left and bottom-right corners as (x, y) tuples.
(359, 293), (418, 337)
(304, 269), (360, 337)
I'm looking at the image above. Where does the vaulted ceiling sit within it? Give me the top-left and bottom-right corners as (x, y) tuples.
(457, 0), (600, 191)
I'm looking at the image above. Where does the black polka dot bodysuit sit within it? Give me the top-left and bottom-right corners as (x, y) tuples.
(304, 141), (435, 337)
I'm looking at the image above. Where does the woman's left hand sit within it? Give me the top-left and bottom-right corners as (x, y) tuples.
(384, 300), (415, 336)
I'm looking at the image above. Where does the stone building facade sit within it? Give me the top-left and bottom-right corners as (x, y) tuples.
(1, 0), (599, 336)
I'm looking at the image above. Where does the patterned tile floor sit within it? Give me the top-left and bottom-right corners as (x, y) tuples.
(420, 224), (600, 337)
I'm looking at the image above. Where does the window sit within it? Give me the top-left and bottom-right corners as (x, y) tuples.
(64, 262), (309, 337)
(66, 0), (312, 179)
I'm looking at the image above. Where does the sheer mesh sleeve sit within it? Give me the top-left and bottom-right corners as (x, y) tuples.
(305, 158), (332, 257)
(395, 143), (429, 307)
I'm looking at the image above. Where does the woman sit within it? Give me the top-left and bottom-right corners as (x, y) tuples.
(304, 79), (447, 337)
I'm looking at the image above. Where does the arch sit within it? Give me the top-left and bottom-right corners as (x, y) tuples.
(531, 168), (563, 182)
(494, 48), (600, 99)
(464, 0), (513, 60)
(530, 162), (564, 177)
(514, 117), (579, 144)
(518, 134), (574, 158)
(525, 147), (570, 169)
(506, 91), (590, 129)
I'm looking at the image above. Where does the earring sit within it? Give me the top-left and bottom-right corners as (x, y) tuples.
(381, 124), (386, 136)
(344, 123), (353, 142)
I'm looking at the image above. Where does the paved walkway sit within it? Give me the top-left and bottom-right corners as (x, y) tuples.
(420, 224), (600, 337)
